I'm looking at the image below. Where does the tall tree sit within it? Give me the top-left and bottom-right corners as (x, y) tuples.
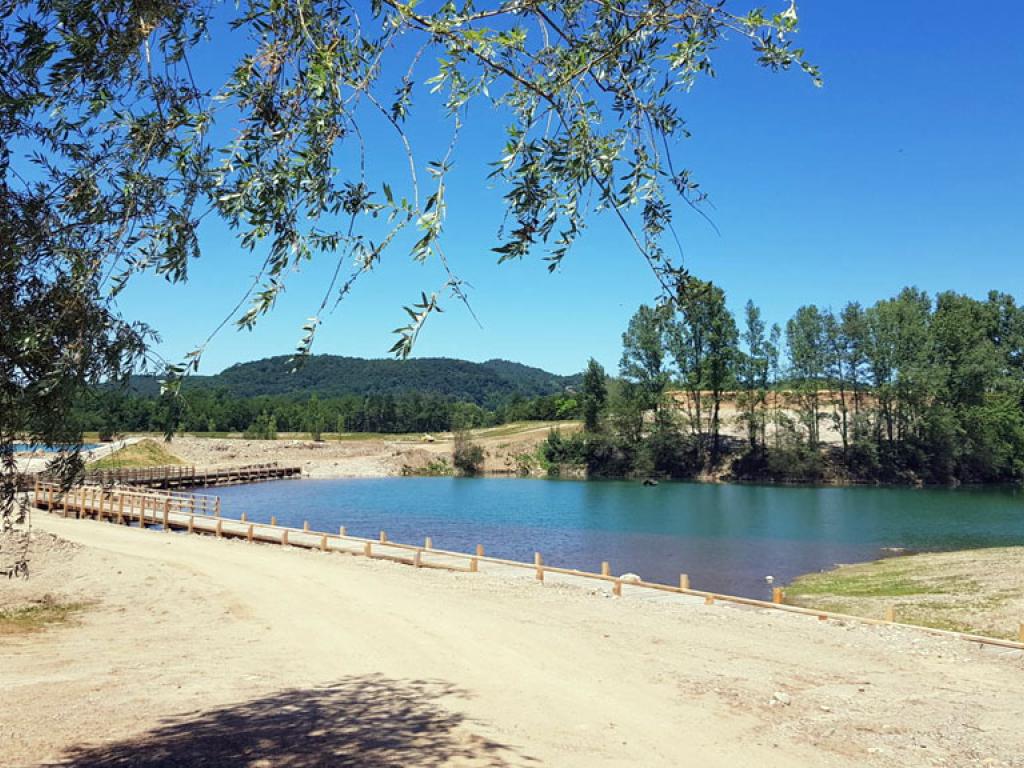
(580, 359), (608, 433)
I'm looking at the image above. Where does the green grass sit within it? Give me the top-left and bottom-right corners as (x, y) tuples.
(787, 561), (971, 598)
(0, 597), (88, 636)
(89, 438), (185, 469)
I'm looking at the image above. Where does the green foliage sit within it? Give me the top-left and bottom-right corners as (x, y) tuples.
(243, 412), (278, 440)
(452, 430), (485, 476)
(580, 358), (608, 433)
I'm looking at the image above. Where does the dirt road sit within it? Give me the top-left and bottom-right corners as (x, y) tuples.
(3, 514), (1023, 767)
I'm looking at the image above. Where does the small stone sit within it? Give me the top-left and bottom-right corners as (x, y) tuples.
(772, 692), (791, 706)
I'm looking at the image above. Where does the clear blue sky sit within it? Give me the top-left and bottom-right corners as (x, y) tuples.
(114, 1), (1024, 376)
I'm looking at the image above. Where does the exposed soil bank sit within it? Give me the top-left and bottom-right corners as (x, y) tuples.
(3, 514), (1024, 767)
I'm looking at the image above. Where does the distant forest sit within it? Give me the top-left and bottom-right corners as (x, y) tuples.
(79, 356), (582, 436)
(79, 287), (1024, 485)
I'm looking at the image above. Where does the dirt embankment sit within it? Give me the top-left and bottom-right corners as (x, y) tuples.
(146, 422), (579, 479)
(3, 515), (1024, 767)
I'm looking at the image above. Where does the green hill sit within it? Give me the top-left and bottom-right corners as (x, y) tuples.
(128, 355), (580, 406)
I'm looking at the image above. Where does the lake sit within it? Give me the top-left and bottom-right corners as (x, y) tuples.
(215, 478), (1024, 600)
(13, 443), (99, 453)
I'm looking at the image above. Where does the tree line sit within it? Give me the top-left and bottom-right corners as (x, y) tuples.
(545, 284), (1024, 485)
(76, 389), (581, 438)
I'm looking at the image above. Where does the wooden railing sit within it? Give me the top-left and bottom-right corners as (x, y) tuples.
(34, 462), (301, 489)
(31, 481), (1024, 651)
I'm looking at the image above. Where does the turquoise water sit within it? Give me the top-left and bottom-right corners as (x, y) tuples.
(215, 478), (1024, 600)
(13, 443), (99, 453)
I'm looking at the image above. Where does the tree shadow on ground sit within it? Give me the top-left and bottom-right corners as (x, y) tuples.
(57, 674), (535, 767)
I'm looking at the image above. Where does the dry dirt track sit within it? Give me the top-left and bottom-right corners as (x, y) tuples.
(3, 514), (1024, 767)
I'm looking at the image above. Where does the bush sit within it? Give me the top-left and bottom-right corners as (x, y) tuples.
(244, 412), (278, 440)
(452, 430), (485, 475)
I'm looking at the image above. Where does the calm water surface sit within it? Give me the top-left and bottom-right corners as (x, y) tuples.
(215, 478), (1024, 600)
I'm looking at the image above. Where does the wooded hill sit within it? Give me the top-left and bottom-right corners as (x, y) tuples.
(126, 355), (581, 406)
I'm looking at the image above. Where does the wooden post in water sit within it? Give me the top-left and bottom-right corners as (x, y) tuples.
(534, 552), (544, 582)
(772, 587), (784, 605)
(680, 574), (690, 591)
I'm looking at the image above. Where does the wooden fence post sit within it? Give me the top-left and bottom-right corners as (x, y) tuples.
(215, 497), (221, 517)
(163, 498), (170, 531)
(320, 535), (328, 552)
(240, 512), (247, 523)
(680, 574), (690, 591)
(117, 493), (125, 524)
(885, 605), (897, 623)
(364, 542), (372, 557)
(62, 490), (69, 518)
(534, 552), (544, 582)
(247, 524), (254, 543)
(475, 544), (484, 557)
(303, 520), (310, 532)
(601, 561), (610, 577)
(424, 536), (432, 550)
(188, 516), (195, 534)
(379, 530), (387, 544)
(772, 587), (784, 605)
(270, 515), (277, 527)
(413, 549), (422, 568)
(613, 579), (622, 597)
(1019, 623), (1024, 644)
(215, 519), (223, 538)
(470, 557), (478, 572)
(339, 525), (346, 537)
(281, 530), (289, 546)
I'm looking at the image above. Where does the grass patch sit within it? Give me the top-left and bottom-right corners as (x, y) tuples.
(787, 558), (974, 599)
(0, 597), (88, 636)
(89, 438), (185, 469)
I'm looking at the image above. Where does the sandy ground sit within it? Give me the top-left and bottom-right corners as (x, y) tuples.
(2, 514), (1023, 767)
(161, 423), (579, 479)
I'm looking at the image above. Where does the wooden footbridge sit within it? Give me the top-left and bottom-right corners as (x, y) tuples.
(36, 462), (301, 490)
(29, 481), (1024, 651)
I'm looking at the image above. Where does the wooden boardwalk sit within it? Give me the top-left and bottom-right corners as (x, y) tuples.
(36, 462), (301, 490)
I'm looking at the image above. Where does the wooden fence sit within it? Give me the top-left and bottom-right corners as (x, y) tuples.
(31, 481), (1024, 651)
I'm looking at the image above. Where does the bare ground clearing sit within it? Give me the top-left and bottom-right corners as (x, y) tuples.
(2, 514), (1023, 767)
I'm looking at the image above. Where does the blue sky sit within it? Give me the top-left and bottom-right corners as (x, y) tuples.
(114, 1), (1024, 376)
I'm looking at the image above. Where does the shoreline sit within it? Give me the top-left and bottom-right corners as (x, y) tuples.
(4, 513), (1024, 766)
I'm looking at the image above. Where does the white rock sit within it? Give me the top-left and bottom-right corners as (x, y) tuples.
(772, 692), (791, 706)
